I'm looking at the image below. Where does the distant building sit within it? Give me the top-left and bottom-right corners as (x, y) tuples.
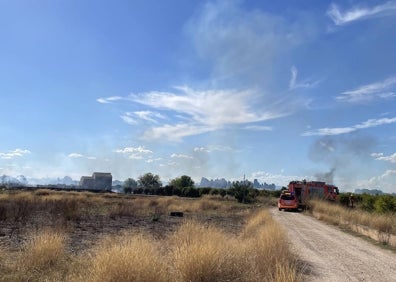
(80, 176), (95, 189)
(80, 172), (112, 191)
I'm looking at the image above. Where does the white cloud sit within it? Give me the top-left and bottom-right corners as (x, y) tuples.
(171, 153), (193, 159)
(289, 66), (320, 90)
(355, 117), (396, 129)
(193, 145), (234, 153)
(381, 169), (396, 177)
(97, 96), (123, 104)
(128, 154), (144, 160)
(130, 86), (287, 141)
(336, 76), (396, 103)
(327, 2), (396, 26)
(194, 147), (210, 153)
(302, 117), (396, 136)
(134, 111), (166, 123)
(141, 123), (216, 142)
(131, 86), (281, 126)
(250, 171), (306, 187)
(0, 149), (31, 159)
(302, 127), (355, 136)
(359, 169), (396, 193)
(115, 146), (153, 160)
(68, 153), (84, 158)
(98, 1), (315, 142)
(120, 113), (137, 125)
(370, 152), (384, 158)
(115, 146), (153, 155)
(68, 153), (97, 160)
(373, 152), (396, 163)
(145, 157), (162, 164)
(121, 111), (166, 125)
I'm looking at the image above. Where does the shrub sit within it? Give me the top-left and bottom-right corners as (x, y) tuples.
(229, 181), (255, 203)
(198, 187), (212, 196)
(374, 195), (395, 213)
(181, 187), (199, 198)
(338, 193), (350, 207)
(360, 194), (375, 212)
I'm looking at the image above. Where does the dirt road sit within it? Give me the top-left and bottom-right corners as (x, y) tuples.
(270, 208), (396, 282)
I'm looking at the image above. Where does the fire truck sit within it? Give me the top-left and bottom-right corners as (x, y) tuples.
(287, 180), (339, 209)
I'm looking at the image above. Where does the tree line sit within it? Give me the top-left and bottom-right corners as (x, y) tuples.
(122, 173), (280, 203)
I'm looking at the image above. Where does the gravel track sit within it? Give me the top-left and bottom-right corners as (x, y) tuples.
(270, 208), (396, 282)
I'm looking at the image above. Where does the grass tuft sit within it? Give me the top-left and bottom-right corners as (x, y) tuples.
(15, 228), (69, 281)
(85, 234), (168, 282)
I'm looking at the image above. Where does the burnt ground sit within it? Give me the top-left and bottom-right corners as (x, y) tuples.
(0, 206), (247, 255)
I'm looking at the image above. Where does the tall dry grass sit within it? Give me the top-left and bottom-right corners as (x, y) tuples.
(167, 210), (299, 282)
(12, 228), (70, 281)
(240, 210), (300, 281)
(310, 200), (396, 246)
(84, 234), (169, 282)
(169, 221), (242, 282)
(310, 200), (395, 235)
(78, 209), (300, 282)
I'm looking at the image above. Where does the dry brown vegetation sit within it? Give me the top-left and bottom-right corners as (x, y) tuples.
(0, 189), (301, 281)
(308, 200), (396, 246)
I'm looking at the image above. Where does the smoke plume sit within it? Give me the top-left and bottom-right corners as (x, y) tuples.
(309, 133), (376, 184)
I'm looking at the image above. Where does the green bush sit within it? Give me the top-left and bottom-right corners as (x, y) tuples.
(198, 187), (212, 196)
(338, 193), (350, 207)
(229, 181), (255, 203)
(374, 195), (395, 213)
(360, 194), (376, 212)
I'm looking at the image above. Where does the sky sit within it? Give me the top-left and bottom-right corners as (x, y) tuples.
(1, 0), (396, 193)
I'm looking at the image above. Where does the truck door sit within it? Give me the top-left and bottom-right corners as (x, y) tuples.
(295, 187), (302, 204)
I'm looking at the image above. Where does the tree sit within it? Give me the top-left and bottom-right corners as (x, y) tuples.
(229, 180), (254, 203)
(123, 178), (137, 194)
(138, 173), (162, 193)
(170, 175), (194, 190)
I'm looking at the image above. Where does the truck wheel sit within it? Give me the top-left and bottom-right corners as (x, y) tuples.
(278, 208), (281, 211)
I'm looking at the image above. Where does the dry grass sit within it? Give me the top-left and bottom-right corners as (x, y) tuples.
(310, 200), (395, 234)
(19, 228), (66, 268)
(84, 234), (169, 282)
(169, 221), (241, 282)
(0, 190), (301, 281)
(167, 210), (300, 282)
(309, 200), (396, 246)
(240, 210), (300, 282)
(8, 228), (71, 281)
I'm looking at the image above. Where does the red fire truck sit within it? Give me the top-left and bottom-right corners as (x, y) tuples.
(287, 180), (339, 209)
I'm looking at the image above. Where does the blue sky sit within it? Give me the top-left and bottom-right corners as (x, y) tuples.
(1, 0), (396, 192)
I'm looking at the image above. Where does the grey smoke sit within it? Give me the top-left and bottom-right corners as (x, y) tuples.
(314, 168), (335, 184)
(309, 133), (376, 183)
